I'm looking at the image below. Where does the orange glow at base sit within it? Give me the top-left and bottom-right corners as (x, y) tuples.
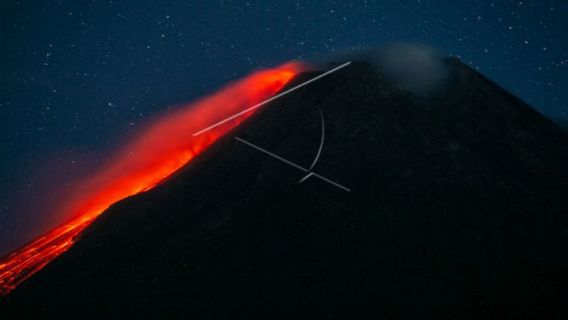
(0, 62), (304, 296)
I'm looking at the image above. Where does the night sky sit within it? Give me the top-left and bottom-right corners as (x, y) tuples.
(1, 0), (566, 254)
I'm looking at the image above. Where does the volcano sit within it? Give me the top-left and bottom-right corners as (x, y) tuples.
(2, 58), (568, 319)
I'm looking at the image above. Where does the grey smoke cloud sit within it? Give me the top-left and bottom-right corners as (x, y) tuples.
(318, 44), (450, 96)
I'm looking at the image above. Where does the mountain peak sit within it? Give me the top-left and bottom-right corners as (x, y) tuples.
(2, 58), (568, 319)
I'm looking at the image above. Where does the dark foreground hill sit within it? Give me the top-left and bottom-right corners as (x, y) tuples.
(2, 59), (568, 319)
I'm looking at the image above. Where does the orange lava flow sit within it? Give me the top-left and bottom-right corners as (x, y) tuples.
(0, 62), (304, 296)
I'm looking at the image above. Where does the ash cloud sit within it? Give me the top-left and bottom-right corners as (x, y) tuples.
(317, 44), (450, 96)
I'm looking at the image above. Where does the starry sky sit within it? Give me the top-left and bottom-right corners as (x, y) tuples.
(0, 0), (566, 254)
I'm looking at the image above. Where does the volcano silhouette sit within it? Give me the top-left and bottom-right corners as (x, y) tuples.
(2, 59), (568, 319)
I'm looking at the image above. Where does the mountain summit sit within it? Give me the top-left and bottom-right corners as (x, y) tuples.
(2, 59), (568, 319)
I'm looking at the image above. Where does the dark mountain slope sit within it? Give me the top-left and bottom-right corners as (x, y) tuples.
(2, 59), (568, 319)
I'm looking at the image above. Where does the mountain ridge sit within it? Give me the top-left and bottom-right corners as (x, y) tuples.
(2, 58), (568, 319)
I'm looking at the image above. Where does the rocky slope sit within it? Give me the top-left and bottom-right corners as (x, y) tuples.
(2, 59), (568, 319)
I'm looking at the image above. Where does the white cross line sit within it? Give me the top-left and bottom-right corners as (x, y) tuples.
(192, 61), (352, 137)
(234, 137), (350, 192)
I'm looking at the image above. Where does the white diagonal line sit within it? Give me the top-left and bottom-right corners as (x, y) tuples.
(235, 137), (350, 192)
(193, 61), (351, 137)
(234, 137), (308, 172)
(312, 173), (351, 192)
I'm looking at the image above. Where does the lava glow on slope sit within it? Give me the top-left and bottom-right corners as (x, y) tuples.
(0, 62), (304, 296)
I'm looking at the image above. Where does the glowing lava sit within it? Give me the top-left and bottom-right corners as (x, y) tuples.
(0, 62), (304, 296)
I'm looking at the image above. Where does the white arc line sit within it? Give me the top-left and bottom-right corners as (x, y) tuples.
(298, 172), (314, 183)
(308, 107), (325, 171)
(234, 137), (350, 192)
(193, 61), (352, 137)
